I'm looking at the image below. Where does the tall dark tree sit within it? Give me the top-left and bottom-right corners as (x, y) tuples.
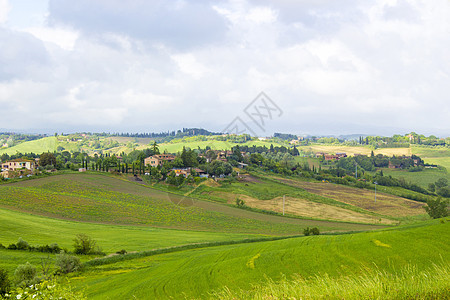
(39, 152), (56, 166)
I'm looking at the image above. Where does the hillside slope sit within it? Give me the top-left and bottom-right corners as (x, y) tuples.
(74, 220), (449, 299)
(0, 173), (383, 234)
(0, 136), (57, 155)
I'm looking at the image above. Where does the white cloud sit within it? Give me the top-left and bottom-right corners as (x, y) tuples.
(0, 0), (449, 135)
(0, 0), (11, 24)
(23, 26), (79, 50)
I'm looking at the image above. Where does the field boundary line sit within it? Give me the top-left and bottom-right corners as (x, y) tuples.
(83, 235), (303, 267)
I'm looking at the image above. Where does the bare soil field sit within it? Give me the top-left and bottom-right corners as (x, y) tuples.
(299, 145), (411, 157)
(209, 191), (394, 225)
(275, 178), (425, 218)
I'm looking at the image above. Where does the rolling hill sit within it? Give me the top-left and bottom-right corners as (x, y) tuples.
(0, 136), (57, 155)
(72, 220), (449, 299)
(0, 173), (384, 235)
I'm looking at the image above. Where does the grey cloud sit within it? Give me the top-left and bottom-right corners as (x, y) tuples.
(48, 0), (228, 49)
(383, 0), (420, 23)
(248, 0), (364, 28)
(0, 27), (51, 81)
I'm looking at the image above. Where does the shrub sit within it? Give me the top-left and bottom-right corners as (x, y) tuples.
(304, 227), (320, 236)
(424, 197), (449, 219)
(236, 198), (245, 207)
(14, 262), (39, 287)
(311, 227), (320, 235)
(7, 279), (87, 300)
(0, 268), (11, 296)
(16, 238), (30, 250)
(437, 186), (450, 198)
(7, 244), (17, 250)
(55, 251), (81, 274)
(73, 234), (97, 255)
(303, 227), (311, 236)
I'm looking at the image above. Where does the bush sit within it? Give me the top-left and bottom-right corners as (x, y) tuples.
(304, 227), (320, 236)
(16, 238), (30, 250)
(14, 262), (39, 287)
(311, 227), (320, 235)
(303, 227), (311, 236)
(7, 279), (87, 300)
(73, 234), (99, 255)
(437, 186), (450, 198)
(55, 251), (81, 274)
(236, 198), (245, 207)
(424, 197), (449, 219)
(0, 268), (11, 296)
(7, 244), (17, 250)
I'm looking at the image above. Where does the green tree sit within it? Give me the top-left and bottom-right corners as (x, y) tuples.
(152, 141), (160, 155)
(435, 178), (448, 189)
(424, 197), (449, 219)
(39, 152), (56, 166)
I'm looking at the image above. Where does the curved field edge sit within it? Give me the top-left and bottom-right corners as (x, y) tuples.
(0, 173), (385, 234)
(73, 220), (450, 299)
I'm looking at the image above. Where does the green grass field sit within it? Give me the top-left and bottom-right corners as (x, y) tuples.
(72, 220), (449, 299)
(155, 140), (285, 154)
(0, 137), (57, 155)
(411, 145), (450, 158)
(0, 208), (262, 253)
(383, 167), (450, 189)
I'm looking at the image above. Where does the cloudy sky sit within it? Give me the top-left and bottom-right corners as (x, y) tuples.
(0, 0), (449, 136)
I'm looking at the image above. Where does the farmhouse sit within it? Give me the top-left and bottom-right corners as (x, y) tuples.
(1, 159), (36, 178)
(324, 154), (339, 161)
(193, 168), (208, 178)
(172, 168), (190, 177)
(144, 154), (176, 167)
(1, 159), (36, 171)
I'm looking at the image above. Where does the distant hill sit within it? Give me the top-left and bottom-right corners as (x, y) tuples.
(0, 136), (57, 155)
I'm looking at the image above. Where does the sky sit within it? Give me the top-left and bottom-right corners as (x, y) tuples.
(0, 0), (449, 137)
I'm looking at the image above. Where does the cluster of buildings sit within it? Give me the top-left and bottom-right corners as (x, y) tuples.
(315, 152), (348, 161)
(1, 159), (37, 179)
(143, 154), (208, 178)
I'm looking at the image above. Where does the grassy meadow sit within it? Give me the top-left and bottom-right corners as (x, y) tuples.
(214, 263), (450, 299)
(156, 140), (285, 154)
(72, 220), (449, 299)
(0, 137), (57, 155)
(0, 208), (263, 253)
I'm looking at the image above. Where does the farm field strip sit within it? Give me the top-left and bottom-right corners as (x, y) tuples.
(154, 140), (285, 154)
(0, 208), (262, 253)
(382, 167), (450, 188)
(0, 173), (383, 234)
(297, 145), (411, 156)
(272, 177), (425, 218)
(73, 220), (450, 299)
(204, 191), (394, 224)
